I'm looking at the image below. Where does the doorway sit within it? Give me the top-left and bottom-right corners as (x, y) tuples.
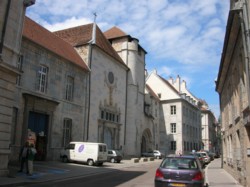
(28, 111), (49, 161)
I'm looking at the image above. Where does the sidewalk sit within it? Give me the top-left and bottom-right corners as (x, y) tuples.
(205, 158), (243, 187)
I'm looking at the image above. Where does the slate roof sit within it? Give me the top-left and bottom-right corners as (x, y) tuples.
(22, 17), (88, 71)
(54, 24), (127, 67)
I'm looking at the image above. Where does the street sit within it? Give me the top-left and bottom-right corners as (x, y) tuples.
(1, 158), (242, 187)
(20, 160), (161, 187)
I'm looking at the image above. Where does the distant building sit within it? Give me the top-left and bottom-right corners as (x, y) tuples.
(146, 71), (202, 155)
(198, 100), (217, 152)
(216, 0), (250, 186)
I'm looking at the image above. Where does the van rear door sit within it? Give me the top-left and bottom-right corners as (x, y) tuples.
(98, 144), (107, 161)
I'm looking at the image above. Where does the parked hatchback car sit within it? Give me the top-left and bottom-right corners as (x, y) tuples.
(188, 152), (205, 167)
(155, 155), (207, 187)
(142, 150), (164, 159)
(197, 151), (211, 165)
(107, 150), (123, 163)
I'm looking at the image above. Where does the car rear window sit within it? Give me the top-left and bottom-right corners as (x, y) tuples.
(161, 158), (198, 169)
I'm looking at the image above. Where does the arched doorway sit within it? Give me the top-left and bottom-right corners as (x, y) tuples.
(141, 128), (153, 154)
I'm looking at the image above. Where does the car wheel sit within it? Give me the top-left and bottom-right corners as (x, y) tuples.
(117, 160), (121, 163)
(111, 158), (115, 163)
(87, 159), (94, 166)
(62, 156), (68, 163)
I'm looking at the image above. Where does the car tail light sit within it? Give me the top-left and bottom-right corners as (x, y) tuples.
(155, 169), (164, 179)
(192, 172), (203, 181)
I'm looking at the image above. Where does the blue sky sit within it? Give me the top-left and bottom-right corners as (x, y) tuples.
(26, 0), (230, 119)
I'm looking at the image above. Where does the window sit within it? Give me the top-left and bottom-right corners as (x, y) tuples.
(11, 107), (18, 144)
(170, 141), (176, 150)
(100, 109), (119, 123)
(65, 143), (75, 150)
(66, 76), (74, 101)
(16, 55), (23, 85)
(37, 65), (48, 93)
(171, 105), (176, 115)
(171, 123), (176, 133)
(99, 145), (107, 152)
(63, 118), (72, 147)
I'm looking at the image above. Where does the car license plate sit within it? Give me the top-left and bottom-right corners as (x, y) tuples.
(170, 183), (186, 187)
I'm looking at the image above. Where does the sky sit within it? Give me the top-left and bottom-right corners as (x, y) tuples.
(26, 0), (230, 119)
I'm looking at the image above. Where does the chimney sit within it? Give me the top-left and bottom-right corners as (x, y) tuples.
(176, 75), (181, 92)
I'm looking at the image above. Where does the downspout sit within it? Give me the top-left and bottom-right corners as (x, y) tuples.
(124, 41), (129, 145)
(86, 19), (96, 141)
(0, 0), (11, 56)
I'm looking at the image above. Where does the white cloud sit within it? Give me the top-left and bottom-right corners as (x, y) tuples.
(43, 17), (92, 31)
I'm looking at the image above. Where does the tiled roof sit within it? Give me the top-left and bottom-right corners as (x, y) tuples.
(23, 17), (88, 71)
(104, 26), (147, 54)
(54, 24), (127, 68)
(104, 26), (128, 39)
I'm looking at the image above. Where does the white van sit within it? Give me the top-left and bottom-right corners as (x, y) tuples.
(60, 142), (108, 166)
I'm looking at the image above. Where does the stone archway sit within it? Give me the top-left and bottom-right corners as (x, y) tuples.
(141, 128), (153, 154)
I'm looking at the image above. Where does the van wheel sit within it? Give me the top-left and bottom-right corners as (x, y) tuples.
(111, 158), (115, 163)
(87, 159), (94, 166)
(62, 156), (68, 163)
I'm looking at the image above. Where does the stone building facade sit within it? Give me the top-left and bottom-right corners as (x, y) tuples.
(54, 25), (159, 158)
(10, 17), (89, 162)
(0, 11), (161, 162)
(104, 27), (159, 157)
(216, 0), (250, 186)
(0, 0), (35, 176)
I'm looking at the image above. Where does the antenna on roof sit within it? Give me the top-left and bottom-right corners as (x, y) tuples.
(93, 12), (97, 23)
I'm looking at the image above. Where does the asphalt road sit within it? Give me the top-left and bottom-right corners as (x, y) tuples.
(24, 160), (160, 187)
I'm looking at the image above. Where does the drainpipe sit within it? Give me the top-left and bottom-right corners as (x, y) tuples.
(86, 37), (94, 141)
(0, 0), (11, 56)
(86, 17), (97, 141)
(124, 41), (129, 146)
